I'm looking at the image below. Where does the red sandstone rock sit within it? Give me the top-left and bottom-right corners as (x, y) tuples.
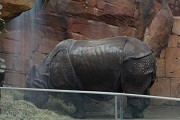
(1, 0), (174, 88)
(165, 48), (180, 60)
(168, 35), (180, 48)
(52, 0), (174, 58)
(171, 78), (180, 98)
(143, 4), (174, 57)
(67, 17), (120, 39)
(156, 58), (165, 77)
(159, 49), (165, 59)
(0, 0), (35, 20)
(53, 0), (159, 40)
(165, 48), (180, 77)
(150, 77), (171, 105)
(172, 17), (180, 35)
(151, 78), (171, 97)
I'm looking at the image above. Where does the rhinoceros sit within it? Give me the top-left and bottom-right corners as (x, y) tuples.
(24, 36), (156, 119)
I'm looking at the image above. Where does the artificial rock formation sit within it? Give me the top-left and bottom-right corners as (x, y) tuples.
(150, 17), (180, 105)
(1, 0), (174, 88)
(45, 0), (174, 57)
(143, 1), (174, 57)
(0, 0), (35, 21)
(0, 0), (35, 32)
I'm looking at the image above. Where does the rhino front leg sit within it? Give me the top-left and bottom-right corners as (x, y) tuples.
(64, 93), (87, 119)
(24, 65), (49, 108)
(24, 90), (49, 108)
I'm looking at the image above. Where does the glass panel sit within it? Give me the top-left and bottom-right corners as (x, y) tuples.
(145, 99), (180, 119)
(121, 96), (180, 119)
(1, 87), (180, 119)
(0, 88), (115, 120)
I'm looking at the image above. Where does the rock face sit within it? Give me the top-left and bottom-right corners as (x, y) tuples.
(143, 2), (174, 57)
(0, 0), (35, 21)
(0, 0), (174, 91)
(150, 17), (180, 105)
(51, 0), (156, 40)
(45, 0), (173, 57)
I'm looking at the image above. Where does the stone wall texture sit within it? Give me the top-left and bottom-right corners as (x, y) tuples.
(0, 0), (179, 105)
(151, 17), (180, 105)
(0, 0), (35, 20)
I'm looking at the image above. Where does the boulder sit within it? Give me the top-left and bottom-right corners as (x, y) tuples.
(1, 0), (174, 87)
(51, 0), (156, 40)
(143, 2), (174, 57)
(46, 0), (173, 58)
(0, 0), (35, 21)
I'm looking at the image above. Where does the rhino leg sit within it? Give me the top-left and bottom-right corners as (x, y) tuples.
(63, 93), (86, 119)
(24, 90), (49, 108)
(121, 54), (156, 119)
(124, 89), (150, 119)
(24, 65), (49, 108)
(132, 91), (150, 118)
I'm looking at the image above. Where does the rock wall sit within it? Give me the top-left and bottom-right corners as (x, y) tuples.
(0, 0), (35, 21)
(0, 0), (178, 103)
(45, 0), (174, 57)
(151, 17), (180, 105)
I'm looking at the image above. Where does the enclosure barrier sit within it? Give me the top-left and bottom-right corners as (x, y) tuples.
(1, 86), (180, 120)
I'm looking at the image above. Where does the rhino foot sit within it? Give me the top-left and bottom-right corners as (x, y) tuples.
(123, 112), (144, 119)
(132, 112), (144, 118)
(123, 112), (133, 119)
(123, 106), (144, 119)
(71, 111), (87, 119)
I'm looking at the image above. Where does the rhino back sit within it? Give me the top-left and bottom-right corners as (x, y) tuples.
(48, 36), (152, 91)
(69, 38), (126, 91)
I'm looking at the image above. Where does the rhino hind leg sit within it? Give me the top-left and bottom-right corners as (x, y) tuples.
(121, 54), (156, 118)
(24, 65), (49, 108)
(124, 89), (150, 119)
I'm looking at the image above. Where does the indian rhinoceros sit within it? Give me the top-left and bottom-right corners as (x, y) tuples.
(24, 36), (156, 119)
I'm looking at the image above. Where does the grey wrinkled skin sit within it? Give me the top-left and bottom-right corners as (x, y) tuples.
(24, 36), (156, 119)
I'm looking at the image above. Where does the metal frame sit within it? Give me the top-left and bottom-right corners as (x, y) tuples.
(1, 86), (180, 120)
